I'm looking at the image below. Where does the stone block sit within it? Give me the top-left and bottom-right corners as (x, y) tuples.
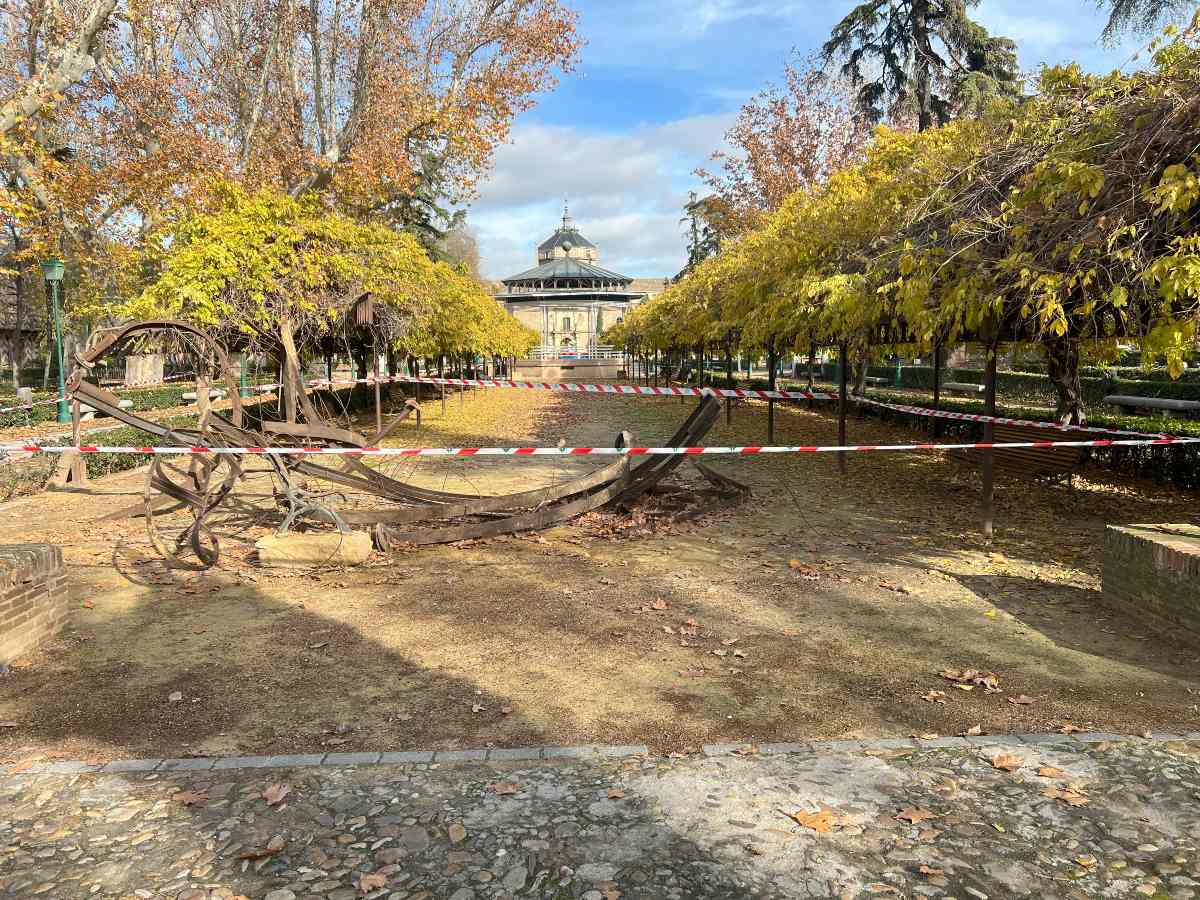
(212, 756), (275, 769)
(263, 754), (327, 767)
(102, 758), (162, 773)
(916, 736), (969, 749)
(433, 749), (488, 762)
(324, 752), (382, 766)
(486, 747), (542, 762)
(159, 758), (215, 771)
(757, 743), (811, 755)
(809, 740), (863, 752)
(1103, 524), (1200, 640)
(254, 531), (373, 568)
(379, 751), (436, 764)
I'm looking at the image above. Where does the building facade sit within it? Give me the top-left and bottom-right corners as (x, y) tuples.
(495, 206), (665, 357)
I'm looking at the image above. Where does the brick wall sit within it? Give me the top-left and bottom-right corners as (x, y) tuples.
(1103, 525), (1200, 639)
(0, 544), (67, 665)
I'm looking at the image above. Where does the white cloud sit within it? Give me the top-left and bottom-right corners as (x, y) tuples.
(467, 113), (734, 280)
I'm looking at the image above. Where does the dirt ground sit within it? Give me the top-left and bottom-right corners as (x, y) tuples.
(1, 386), (1198, 763)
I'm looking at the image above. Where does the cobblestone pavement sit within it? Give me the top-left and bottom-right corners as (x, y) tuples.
(3, 736), (1200, 900)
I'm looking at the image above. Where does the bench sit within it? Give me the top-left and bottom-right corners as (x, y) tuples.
(954, 424), (1085, 480)
(863, 376), (890, 387)
(182, 388), (229, 402)
(943, 382), (985, 396)
(1105, 395), (1200, 418)
(79, 399), (134, 422)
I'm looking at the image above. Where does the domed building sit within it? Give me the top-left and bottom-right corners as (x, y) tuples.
(495, 206), (664, 376)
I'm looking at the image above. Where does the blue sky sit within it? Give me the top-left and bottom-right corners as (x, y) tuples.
(469, 1), (1145, 280)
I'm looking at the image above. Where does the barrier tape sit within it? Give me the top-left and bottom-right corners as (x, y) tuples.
(3, 436), (1197, 457)
(277, 373), (838, 402)
(0, 372), (198, 416)
(856, 396), (1173, 440)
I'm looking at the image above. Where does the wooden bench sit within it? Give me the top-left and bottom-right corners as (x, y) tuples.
(954, 424), (1085, 480)
(863, 376), (890, 387)
(182, 388), (228, 402)
(79, 399), (134, 421)
(943, 381), (985, 396)
(1105, 395), (1200, 418)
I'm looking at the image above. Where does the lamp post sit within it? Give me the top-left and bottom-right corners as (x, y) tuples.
(41, 258), (69, 424)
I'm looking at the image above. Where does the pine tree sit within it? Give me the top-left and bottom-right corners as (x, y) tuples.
(821, 0), (1019, 130)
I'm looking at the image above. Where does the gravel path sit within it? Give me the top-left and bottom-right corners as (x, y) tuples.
(3, 736), (1200, 899)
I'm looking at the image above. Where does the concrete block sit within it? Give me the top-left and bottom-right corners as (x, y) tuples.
(432, 749), (488, 762)
(212, 756), (275, 770)
(486, 747), (543, 762)
(1014, 733), (1074, 745)
(263, 754), (327, 767)
(159, 758), (216, 771)
(1070, 732), (1129, 744)
(865, 738), (918, 750)
(809, 740), (863, 752)
(324, 752), (382, 766)
(757, 743), (811, 755)
(40, 761), (101, 775)
(102, 758), (162, 773)
(378, 751), (436, 764)
(916, 737), (969, 749)
(254, 531), (373, 568)
(590, 745), (649, 758)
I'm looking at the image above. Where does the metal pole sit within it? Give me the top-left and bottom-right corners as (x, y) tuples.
(51, 280), (68, 424)
(373, 337), (383, 436)
(838, 344), (849, 475)
(931, 343), (943, 439)
(982, 346), (997, 540)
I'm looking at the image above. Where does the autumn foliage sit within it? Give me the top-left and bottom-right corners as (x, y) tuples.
(610, 22), (1200, 424)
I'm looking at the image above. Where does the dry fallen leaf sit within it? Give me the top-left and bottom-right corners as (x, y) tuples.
(1037, 766), (1067, 779)
(173, 789), (209, 807)
(919, 865), (945, 877)
(650, 597), (669, 611)
(598, 882), (621, 900)
(237, 836), (285, 860)
(447, 822), (467, 843)
(1007, 694), (1037, 705)
(964, 724), (983, 737)
(488, 781), (520, 796)
(865, 884), (899, 895)
(81, 600), (94, 609)
(471, 704), (485, 714)
(1041, 786), (1089, 807)
(991, 752), (1024, 772)
(921, 690), (947, 704)
(783, 808), (835, 833)
(263, 783), (290, 806)
(359, 872), (387, 891)
(607, 788), (626, 799)
(896, 807), (940, 824)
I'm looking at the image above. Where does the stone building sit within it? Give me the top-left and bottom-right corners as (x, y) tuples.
(495, 206), (665, 357)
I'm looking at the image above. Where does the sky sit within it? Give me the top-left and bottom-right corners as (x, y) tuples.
(468, 1), (1144, 281)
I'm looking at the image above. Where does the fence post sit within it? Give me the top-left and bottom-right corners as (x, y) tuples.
(838, 343), (849, 475)
(982, 345), (998, 540)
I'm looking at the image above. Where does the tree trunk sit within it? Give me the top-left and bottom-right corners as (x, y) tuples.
(1044, 337), (1086, 425)
(913, 0), (934, 131)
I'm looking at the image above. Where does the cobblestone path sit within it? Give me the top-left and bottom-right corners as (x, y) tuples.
(3, 736), (1200, 899)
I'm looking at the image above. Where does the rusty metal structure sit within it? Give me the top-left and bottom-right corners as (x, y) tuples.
(66, 320), (747, 568)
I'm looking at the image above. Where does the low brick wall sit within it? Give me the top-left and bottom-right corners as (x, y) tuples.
(0, 544), (67, 664)
(1103, 525), (1200, 639)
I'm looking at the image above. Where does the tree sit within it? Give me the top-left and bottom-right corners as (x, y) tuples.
(678, 191), (721, 278)
(821, 0), (1018, 131)
(696, 56), (869, 236)
(1099, 1), (1198, 42)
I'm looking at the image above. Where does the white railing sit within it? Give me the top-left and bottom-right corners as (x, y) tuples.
(527, 345), (623, 361)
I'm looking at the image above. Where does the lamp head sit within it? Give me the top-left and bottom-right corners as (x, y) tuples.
(41, 258), (65, 283)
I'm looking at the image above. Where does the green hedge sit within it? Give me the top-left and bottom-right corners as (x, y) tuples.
(802, 364), (1200, 409)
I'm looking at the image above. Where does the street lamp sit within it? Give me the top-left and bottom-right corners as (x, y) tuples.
(41, 258), (69, 424)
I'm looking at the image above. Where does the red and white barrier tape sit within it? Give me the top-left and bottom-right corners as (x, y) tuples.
(4, 437), (1197, 457)
(855, 396), (1173, 440)
(247, 373), (837, 402)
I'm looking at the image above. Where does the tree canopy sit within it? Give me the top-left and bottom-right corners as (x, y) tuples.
(612, 29), (1200, 425)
